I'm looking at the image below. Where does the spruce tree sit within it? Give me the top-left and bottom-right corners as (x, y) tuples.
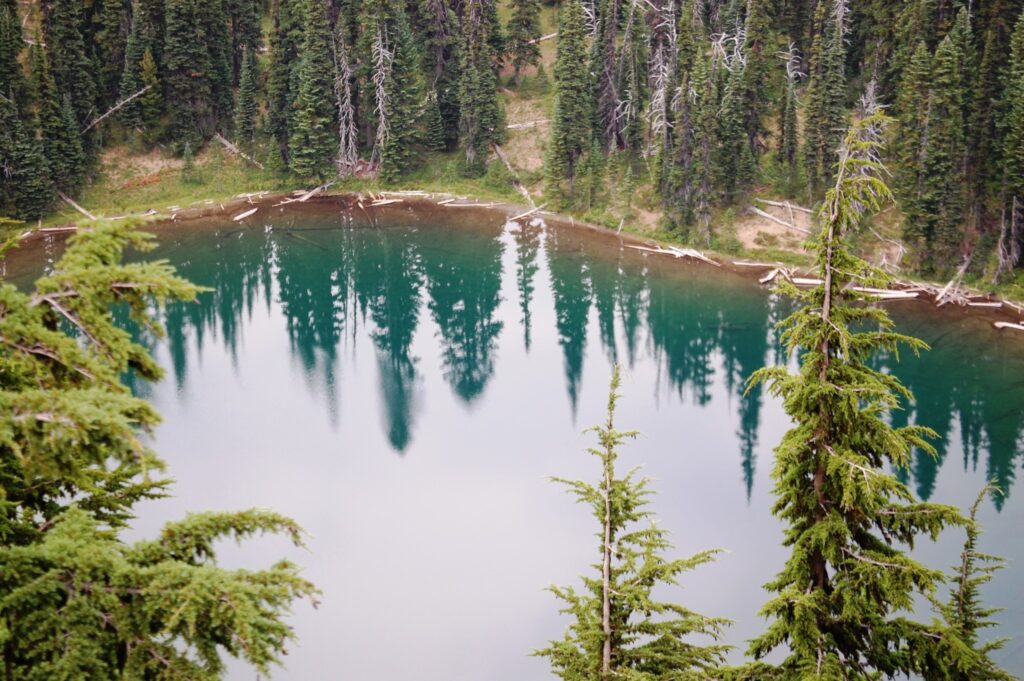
(507, 0), (541, 86)
(933, 485), (1015, 681)
(742, 0), (775, 158)
(779, 46), (800, 192)
(715, 58), (754, 204)
(289, 0), (336, 179)
(31, 44), (86, 194)
(536, 366), (729, 681)
(918, 34), (967, 274)
(0, 223), (317, 679)
(546, 0), (591, 199)
(163, 0), (207, 151)
(1001, 11), (1024, 272)
(378, 2), (425, 181)
(94, 0), (128, 109)
(744, 112), (975, 680)
(0, 4), (27, 107)
(266, 0), (307, 166)
(138, 48), (163, 141)
(118, 4), (146, 130)
(895, 41), (932, 249)
(459, 0), (501, 175)
(804, 0), (848, 199)
(234, 46), (258, 149)
(41, 0), (97, 131)
(418, 0), (461, 149)
(0, 94), (53, 220)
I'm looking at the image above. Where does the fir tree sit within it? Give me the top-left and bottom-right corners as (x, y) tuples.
(0, 94), (53, 220)
(40, 0), (98, 130)
(0, 4), (27, 107)
(0, 223), (317, 679)
(94, 0), (128, 109)
(1001, 11), (1024, 272)
(742, 0), (775, 158)
(459, 0), (501, 175)
(744, 112), (975, 680)
(895, 41), (932, 246)
(31, 44), (86, 194)
(933, 484), (1015, 681)
(378, 2), (425, 181)
(779, 45), (801, 192)
(163, 0), (208, 150)
(180, 140), (199, 183)
(536, 366), (729, 681)
(917, 34), (967, 274)
(234, 46), (258, 149)
(715, 57), (754, 204)
(138, 48), (163, 140)
(226, 0), (261, 82)
(118, 4), (146, 129)
(266, 0), (307, 165)
(507, 0), (541, 86)
(546, 0), (591, 199)
(289, 0), (336, 179)
(418, 0), (461, 149)
(804, 0), (848, 199)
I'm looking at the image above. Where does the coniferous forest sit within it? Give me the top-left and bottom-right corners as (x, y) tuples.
(2, 0), (1024, 679)
(3, 0), (1024, 283)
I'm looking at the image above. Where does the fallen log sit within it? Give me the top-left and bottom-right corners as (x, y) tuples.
(232, 207), (259, 221)
(732, 260), (781, 268)
(507, 120), (551, 130)
(748, 206), (812, 234)
(754, 198), (813, 214)
(994, 321), (1024, 332)
(214, 133), (265, 169)
(759, 268), (780, 284)
(492, 143), (535, 208)
(526, 32), (557, 45)
(509, 204), (547, 222)
(57, 192), (97, 221)
(82, 85), (152, 133)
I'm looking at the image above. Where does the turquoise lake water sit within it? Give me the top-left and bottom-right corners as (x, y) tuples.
(5, 201), (1022, 678)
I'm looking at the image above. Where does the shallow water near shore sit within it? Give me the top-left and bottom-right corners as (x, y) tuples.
(4, 200), (1023, 678)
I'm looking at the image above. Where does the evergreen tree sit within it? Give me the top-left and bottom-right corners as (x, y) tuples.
(378, 2), (425, 181)
(917, 34), (967, 274)
(1001, 11), (1024, 273)
(180, 140), (199, 183)
(94, 0), (128, 108)
(40, 0), (98, 131)
(804, 0), (848, 199)
(0, 223), (317, 679)
(418, 0), (461, 149)
(895, 41), (932, 246)
(536, 366), (729, 681)
(163, 0), (208, 150)
(742, 0), (775, 158)
(266, 0), (307, 165)
(138, 48), (163, 140)
(715, 57), (754, 204)
(31, 44), (86, 194)
(779, 46), (800, 192)
(933, 484), (1015, 681)
(459, 0), (501, 175)
(0, 94), (53, 220)
(118, 4), (146, 129)
(289, 0), (336, 180)
(234, 46), (259, 148)
(226, 0), (261, 82)
(0, 4), (27, 106)
(744, 112), (976, 680)
(546, 0), (591, 199)
(507, 0), (541, 85)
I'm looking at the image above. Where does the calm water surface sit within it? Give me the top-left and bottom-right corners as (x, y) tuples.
(5, 202), (1023, 678)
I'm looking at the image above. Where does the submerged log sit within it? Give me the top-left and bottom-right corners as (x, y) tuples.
(57, 192), (97, 221)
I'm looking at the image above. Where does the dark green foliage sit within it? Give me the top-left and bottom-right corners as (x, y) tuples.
(31, 45), (86, 194)
(804, 0), (848, 198)
(181, 140), (199, 183)
(234, 46), (259, 148)
(744, 113), (976, 679)
(536, 366), (729, 681)
(94, 0), (128, 109)
(118, 4), (146, 129)
(0, 95), (53, 220)
(933, 484), (1015, 681)
(1002, 11), (1024, 272)
(266, 0), (308, 165)
(507, 0), (541, 84)
(226, 0), (261, 82)
(40, 0), (97, 131)
(459, 0), (501, 174)
(0, 223), (317, 679)
(715, 60), (755, 204)
(742, 0), (775, 157)
(289, 0), (337, 180)
(546, 0), (591, 199)
(418, 0), (461, 150)
(378, 1), (425, 181)
(0, 5), (27, 106)
(138, 48), (163, 141)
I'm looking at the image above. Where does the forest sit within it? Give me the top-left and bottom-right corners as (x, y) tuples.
(1, 0), (1023, 678)
(2, 0), (1024, 285)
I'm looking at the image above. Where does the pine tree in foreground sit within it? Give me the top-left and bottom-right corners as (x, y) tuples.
(741, 110), (979, 680)
(0, 223), (317, 678)
(933, 484), (1014, 681)
(536, 365), (729, 681)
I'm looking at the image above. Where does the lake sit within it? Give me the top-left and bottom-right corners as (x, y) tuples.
(4, 198), (1023, 678)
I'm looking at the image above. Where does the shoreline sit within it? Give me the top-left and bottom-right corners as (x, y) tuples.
(9, 189), (1024, 332)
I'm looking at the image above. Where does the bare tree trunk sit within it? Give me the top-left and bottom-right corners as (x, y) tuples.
(334, 25), (358, 175)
